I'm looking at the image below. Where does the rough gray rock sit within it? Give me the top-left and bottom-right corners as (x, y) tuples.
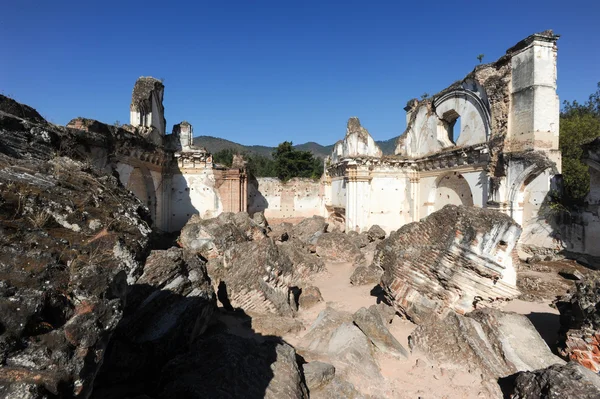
(302, 361), (336, 391)
(315, 232), (366, 266)
(179, 212), (266, 259)
(309, 376), (365, 399)
(410, 308), (564, 379)
(353, 306), (408, 359)
(91, 247), (217, 398)
(377, 205), (521, 323)
(556, 276), (600, 372)
(352, 232), (371, 249)
(299, 307), (353, 354)
(509, 362), (600, 399)
(279, 237), (325, 279)
(249, 314), (305, 336)
(350, 265), (382, 286)
(0, 96), (152, 397)
(291, 216), (328, 245)
(298, 286), (324, 310)
(252, 210), (269, 229)
(212, 238), (297, 316)
(159, 334), (308, 399)
(179, 214), (247, 259)
(269, 222), (293, 242)
(367, 225), (386, 241)
(327, 323), (381, 380)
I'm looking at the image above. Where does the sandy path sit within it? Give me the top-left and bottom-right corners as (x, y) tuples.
(283, 262), (496, 399)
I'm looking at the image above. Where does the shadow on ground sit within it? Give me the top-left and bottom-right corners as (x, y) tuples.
(91, 283), (297, 399)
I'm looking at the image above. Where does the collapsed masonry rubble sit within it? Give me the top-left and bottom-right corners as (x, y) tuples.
(377, 205), (521, 323)
(0, 96), (153, 397)
(508, 362), (600, 399)
(557, 276), (600, 372)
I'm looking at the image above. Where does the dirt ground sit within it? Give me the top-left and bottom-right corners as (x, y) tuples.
(281, 258), (598, 398)
(214, 245), (598, 398)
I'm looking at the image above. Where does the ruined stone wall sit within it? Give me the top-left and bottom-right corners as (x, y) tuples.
(247, 177), (325, 221)
(365, 170), (412, 233)
(323, 31), (562, 253)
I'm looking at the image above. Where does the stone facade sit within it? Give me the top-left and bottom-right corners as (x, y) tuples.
(323, 31), (562, 252)
(68, 77), (248, 233)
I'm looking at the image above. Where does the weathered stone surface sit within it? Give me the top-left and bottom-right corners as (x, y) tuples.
(291, 216), (328, 245)
(249, 314), (305, 336)
(327, 322), (381, 379)
(212, 238), (297, 316)
(410, 308), (564, 379)
(367, 225), (386, 241)
(269, 222), (293, 242)
(0, 100), (152, 397)
(353, 306), (408, 359)
(316, 232), (366, 266)
(298, 285), (324, 310)
(299, 307), (353, 353)
(91, 247), (216, 398)
(309, 376), (365, 399)
(509, 362), (600, 399)
(302, 361), (336, 391)
(352, 232), (371, 248)
(158, 334), (308, 399)
(377, 205), (521, 323)
(279, 237), (325, 279)
(557, 276), (600, 372)
(373, 301), (397, 324)
(227, 211), (268, 241)
(350, 265), (382, 286)
(252, 210), (269, 229)
(179, 214), (246, 259)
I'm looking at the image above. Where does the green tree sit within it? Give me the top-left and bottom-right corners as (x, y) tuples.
(560, 82), (600, 204)
(213, 148), (235, 167)
(272, 141), (323, 181)
(477, 54), (485, 63)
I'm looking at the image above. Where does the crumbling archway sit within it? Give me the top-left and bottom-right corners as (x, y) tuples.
(428, 172), (474, 214)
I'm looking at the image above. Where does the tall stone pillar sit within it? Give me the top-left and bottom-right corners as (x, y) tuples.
(345, 163), (371, 232)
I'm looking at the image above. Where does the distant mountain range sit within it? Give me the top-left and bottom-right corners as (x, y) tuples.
(193, 135), (399, 158)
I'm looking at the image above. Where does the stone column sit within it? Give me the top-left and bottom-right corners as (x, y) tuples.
(345, 163), (371, 233)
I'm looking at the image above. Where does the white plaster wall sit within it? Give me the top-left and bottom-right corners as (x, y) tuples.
(518, 171), (556, 249)
(564, 212), (600, 257)
(345, 179), (371, 233)
(247, 178), (324, 220)
(433, 173), (474, 211)
(366, 175), (411, 233)
(331, 178), (347, 208)
(150, 169), (164, 230)
(419, 176), (437, 218)
(116, 162), (134, 187)
(435, 96), (488, 147)
(130, 111), (141, 127)
(462, 170), (487, 207)
(342, 133), (382, 158)
(170, 169), (222, 231)
(402, 94), (488, 157)
(510, 40), (559, 141)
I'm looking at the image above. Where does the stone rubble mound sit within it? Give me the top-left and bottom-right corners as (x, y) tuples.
(377, 204), (521, 323)
(508, 361), (600, 399)
(0, 97), (152, 397)
(410, 308), (564, 379)
(556, 275), (600, 372)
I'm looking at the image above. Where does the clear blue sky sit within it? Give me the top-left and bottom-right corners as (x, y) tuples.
(1, 0), (598, 146)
